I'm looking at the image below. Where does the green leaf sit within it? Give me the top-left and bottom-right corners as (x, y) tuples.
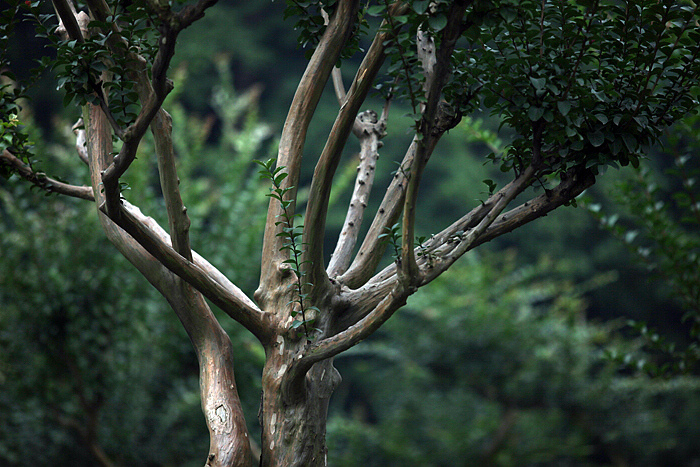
(366, 5), (385, 16)
(622, 133), (637, 152)
(557, 100), (572, 116)
(529, 77), (546, 91)
(588, 131), (604, 147)
(412, 0), (429, 14)
(428, 14), (447, 32)
(528, 106), (544, 121)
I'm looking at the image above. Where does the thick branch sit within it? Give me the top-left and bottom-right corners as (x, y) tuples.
(81, 102), (268, 344)
(82, 102), (255, 464)
(258, 0), (360, 297)
(106, 201), (271, 343)
(400, 0), (469, 284)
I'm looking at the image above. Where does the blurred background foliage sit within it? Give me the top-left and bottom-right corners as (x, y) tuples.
(2, 0), (700, 465)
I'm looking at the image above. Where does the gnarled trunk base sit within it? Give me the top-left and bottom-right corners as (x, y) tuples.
(259, 358), (341, 467)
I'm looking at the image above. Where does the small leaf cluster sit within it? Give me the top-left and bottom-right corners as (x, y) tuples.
(0, 112), (34, 179)
(415, 235), (435, 267)
(24, 0), (159, 125)
(450, 0), (700, 178)
(379, 222), (435, 266)
(0, 80), (34, 177)
(379, 222), (401, 259)
(284, 0), (327, 56)
(256, 158), (317, 339)
(285, 0), (368, 61)
(0, 1), (36, 174)
(369, 0), (453, 117)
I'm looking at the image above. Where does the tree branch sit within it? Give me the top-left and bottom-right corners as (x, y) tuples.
(302, 0), (401, 292)
(106, 201), (271, 342)
(258, 0), (360, 299)
(400, 0), (469, 285)
(327, 108), (388, 278)
(153, 109), (193, 260)
(421, 164), (536, 280)
(0, 149), (94, 200)
(339, 137), (417, 288)
(52, 0), (84, 42)
(78, 98), (254, 463)
(338, 165), (536, 327)
(467, 166), (596, 249)
(81, 102), (269, 345)
(3, 142), (261, 343)
(321, 8), (348, 106)
(337, 165), (596, 328)
(175, 0), (219, 30)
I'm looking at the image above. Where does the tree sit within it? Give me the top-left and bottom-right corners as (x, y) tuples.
(2, 0), (700, 465)
(588, 113), (700, 377)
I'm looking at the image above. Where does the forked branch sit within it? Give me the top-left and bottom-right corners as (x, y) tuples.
(337, 165), (595, 329)
(303, 1), (403, 288)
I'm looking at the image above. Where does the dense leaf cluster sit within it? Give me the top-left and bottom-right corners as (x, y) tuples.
(453, 0), (700, 177)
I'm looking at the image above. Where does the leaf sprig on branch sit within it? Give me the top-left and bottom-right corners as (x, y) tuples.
(256, 158), (317, 341)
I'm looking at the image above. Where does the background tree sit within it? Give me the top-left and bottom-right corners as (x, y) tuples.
(2, 0), (700, 465)
(588, 113), (700, 377)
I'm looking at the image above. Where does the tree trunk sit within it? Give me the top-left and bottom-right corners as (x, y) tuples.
(259, 343), (341, 466)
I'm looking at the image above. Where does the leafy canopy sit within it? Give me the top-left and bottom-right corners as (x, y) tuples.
(288, 0), (700, 183)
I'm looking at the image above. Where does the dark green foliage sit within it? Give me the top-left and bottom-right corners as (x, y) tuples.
(0, 67), (269, 466)
(328, 251), (700, 466)
(0, 2), (34, 174)
(0, 166), (209, 465)
(451, 0), (700, 178)
(589, 114), (700, 377)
